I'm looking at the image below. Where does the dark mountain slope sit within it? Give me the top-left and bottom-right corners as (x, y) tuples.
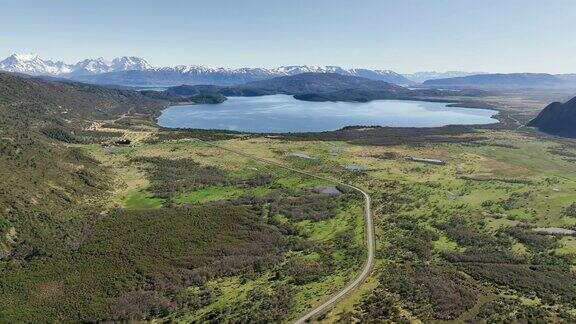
(528, 96), (576, 137)
(141, 73), (487, 104)
(164, 84), (223, 96)
(0, 73), (165, 121)
(237, 72), (409, 95)
(139, 73), (411, 103)
(423, 73), (568, 90)
(72, 68), (273, 87)
(230, 73), (487, 102)
(140, 84), (229, 103)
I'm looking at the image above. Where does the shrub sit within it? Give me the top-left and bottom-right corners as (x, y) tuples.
(41, 127), (76, 143)
(566, 203), (576, 217)
(374, 264), (478, 320)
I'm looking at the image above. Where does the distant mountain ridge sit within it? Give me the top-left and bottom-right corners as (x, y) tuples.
(557, 74), (576, 82)
(0, 53), (413, 86)
(403, 71), (488, 83)
(528, 96), (576, 138)
(3, 54), (574, 89)
(422, 73), (569, 89)
(72, 64), (415, 87)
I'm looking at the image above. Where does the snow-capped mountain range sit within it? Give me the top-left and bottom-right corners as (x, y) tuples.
(0, 53), (417, 86)
(0, 53), (152, 76)
(72, 56), (152, 75)
(0, 53), (485, 86)
(0, 53), (74, 75)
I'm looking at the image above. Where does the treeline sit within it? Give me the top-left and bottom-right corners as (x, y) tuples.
(278, 125), (484, 146)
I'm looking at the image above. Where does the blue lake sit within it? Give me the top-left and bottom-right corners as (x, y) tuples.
(157, 94), (498, 133)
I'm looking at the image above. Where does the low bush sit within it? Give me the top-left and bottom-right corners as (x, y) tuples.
(374, 264), (478, 320)
(0, 205), (288, 322)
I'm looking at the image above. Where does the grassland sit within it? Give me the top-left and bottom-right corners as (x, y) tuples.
(2, 120), (365, 322)
(68, 122), (576, 322)
(123, 189), (165, 209)
(205, 128), (576, 322)
(4, 115), (576, 322)
(90, 118), (576, 322)
(173, 185), (245, 204)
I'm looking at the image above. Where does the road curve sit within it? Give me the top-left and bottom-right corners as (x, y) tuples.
(201, 141), (375, 323)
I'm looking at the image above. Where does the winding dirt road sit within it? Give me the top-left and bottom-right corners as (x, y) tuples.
(202, 141), (375, 323)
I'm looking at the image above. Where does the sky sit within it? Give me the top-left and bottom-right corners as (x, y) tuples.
(1, 0), (575, 73)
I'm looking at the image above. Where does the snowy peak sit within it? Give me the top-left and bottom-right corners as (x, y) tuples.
(373, 69), (401, 75)
(11, 53), (40, 61)
(274, 65), (350, 75)
(268, 66), (413, 84)
(156, 65), (276, 77)
(161, 65), (230, 74)
(72, 57), (113, 74)
(111, 56), (152, 71)
(0, 53), (72, 75)
(150, 64), (414, 83)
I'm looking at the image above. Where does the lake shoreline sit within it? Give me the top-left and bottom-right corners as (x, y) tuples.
(157, 94), (499, 134)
